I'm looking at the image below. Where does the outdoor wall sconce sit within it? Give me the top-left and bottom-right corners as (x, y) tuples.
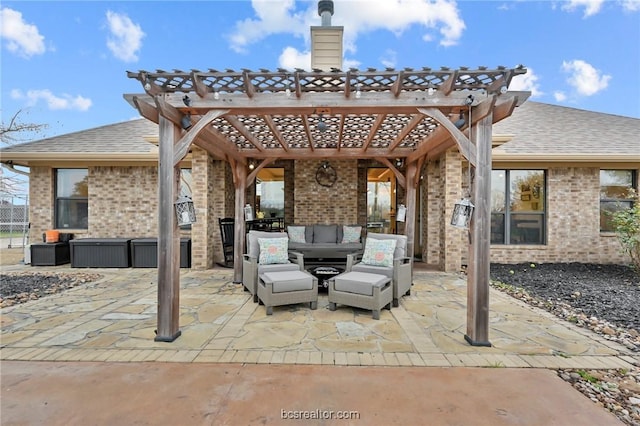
(182, 95), (191, 106)
(175, 195), (196, 226)
(248, 160), (255, 170)
(395, 158), (404, 168)
(180, 114), (192, 130)
(454, 112), (466, 129)
(451, 198), (474, 229)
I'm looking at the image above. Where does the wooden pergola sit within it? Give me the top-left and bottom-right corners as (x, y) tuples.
(124, 66), (530, 345)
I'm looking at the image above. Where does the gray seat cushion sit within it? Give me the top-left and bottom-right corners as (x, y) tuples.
(262, 270), (313, 293)
(352, 263), (393, 279)
(258, 263), (299, 275)
(334, 271), (390, 296)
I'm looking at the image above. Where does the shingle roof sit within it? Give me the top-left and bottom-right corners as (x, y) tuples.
(0, 119), (158, 164)
(2, 103), (638, 166)
(493, 101), (640, 157)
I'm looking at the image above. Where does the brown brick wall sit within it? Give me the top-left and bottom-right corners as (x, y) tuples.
(89, 166), (158, 237)
(28, 167), (54, 242)
(191, 147), (227, 269)
(423, 159), (443, 268)
(293, 160), (359, 225)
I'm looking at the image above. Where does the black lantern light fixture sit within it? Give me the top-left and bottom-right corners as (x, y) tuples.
(451, 198), (474, 229)
(175, 195), (196, 226)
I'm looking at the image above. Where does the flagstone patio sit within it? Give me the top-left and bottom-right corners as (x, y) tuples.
(0, 265), (636, 370)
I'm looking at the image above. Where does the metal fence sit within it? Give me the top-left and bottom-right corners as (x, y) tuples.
(0, 193), (29, 248)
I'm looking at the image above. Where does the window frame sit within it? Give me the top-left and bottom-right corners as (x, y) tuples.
(491, 169), (547, 245)
(54, 168), (89, 230)
(599, 169), (636, 233)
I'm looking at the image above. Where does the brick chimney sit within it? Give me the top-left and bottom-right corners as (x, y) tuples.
(311, 0), (343, 71)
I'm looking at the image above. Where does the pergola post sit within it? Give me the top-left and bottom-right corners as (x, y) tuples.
(232, 161), (247, 284)
(404, 161), (419, 261)
(465, 112), (493, 347)
(156, 116), (181, 342)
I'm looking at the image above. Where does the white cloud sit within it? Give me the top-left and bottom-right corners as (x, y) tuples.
(562, 0), (605, 17)
(229, 0), (465, 55)
(621, 0), (640, 12)
(278, 46), (311, 70)
(343, 57), (361, 70)
(229, 0), (308, 54)
(509, 68), (543, 97)
(0, 7), (46, 58)
(380, 49), (397, 69)
(105, 10), (144, 62)
(561, 59), (611, 96)
(11, 89), (92, 111)
(554, 91), (567, 102)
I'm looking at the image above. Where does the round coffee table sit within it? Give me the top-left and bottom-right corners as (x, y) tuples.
(308, 266), (343, 291)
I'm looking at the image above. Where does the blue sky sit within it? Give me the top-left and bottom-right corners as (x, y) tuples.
(2, 0), (639, 142)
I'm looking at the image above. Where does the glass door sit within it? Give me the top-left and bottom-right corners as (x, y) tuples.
(367, 168), (396, 234)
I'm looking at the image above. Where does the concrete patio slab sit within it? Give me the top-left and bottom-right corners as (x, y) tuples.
(0, 361), (624, 425)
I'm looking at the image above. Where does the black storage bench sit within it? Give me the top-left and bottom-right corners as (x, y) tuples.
(31, 242), (70, 266)
(70, 238), (131, 268)
(131, 238), (191, 268)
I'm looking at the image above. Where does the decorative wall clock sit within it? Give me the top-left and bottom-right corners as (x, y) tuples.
(315, 161), (337, 187)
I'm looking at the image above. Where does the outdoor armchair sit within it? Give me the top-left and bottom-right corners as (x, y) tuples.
(242, 230), (304, 302)
(346, 233), (412, 307)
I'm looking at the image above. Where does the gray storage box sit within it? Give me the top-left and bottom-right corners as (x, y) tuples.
(131, 238), (191, 268)
(70, 238), (131, 268)
(31, 242), (70, 266)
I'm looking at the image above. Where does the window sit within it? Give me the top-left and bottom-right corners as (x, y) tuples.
(600, 170), (636, 232)
(491, 170), (545, 245)
(55, 169), (88, 229)
(367, 168), (397, 233)
(256, 168), (284, 218)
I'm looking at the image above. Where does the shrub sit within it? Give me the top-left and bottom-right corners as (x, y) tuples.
(610, 194), (640, 273)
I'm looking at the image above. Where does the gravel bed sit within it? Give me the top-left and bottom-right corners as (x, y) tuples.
(0, 271), (102, 307)
(490, 262), (640, 426)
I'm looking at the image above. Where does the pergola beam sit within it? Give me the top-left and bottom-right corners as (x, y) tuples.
(361, 114), (387, 152)
(173, 109), (229, 166)
(262, 115), (289, 152)
(375, 157), (406, 189)
(418, 108), (477, 166)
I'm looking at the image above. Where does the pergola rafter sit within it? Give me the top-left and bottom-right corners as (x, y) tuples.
(126, 67), (527, 163)
(124, 66), (530, 346)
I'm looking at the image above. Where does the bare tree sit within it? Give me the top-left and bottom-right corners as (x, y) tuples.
(1, 110), (48, 195)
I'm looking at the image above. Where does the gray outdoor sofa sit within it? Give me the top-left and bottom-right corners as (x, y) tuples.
(286, 224), (363, 260)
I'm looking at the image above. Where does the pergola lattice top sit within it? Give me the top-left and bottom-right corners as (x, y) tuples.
(125, 66), (527, 163)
